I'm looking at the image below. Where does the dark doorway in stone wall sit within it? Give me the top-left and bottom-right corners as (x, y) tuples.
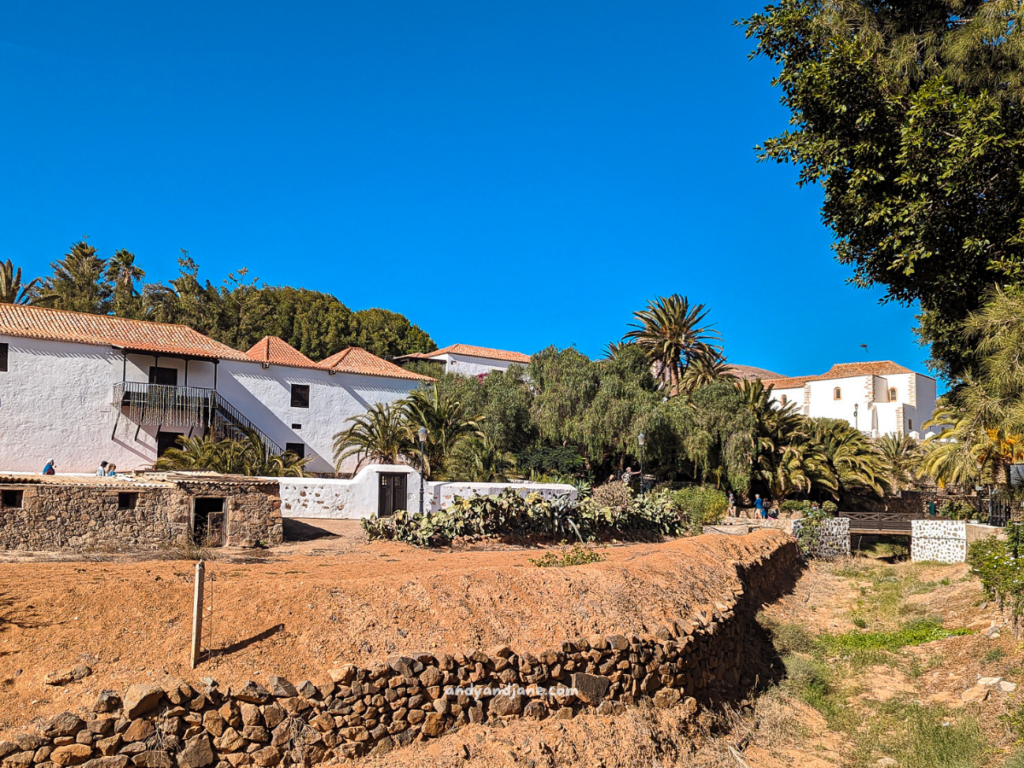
(193, 497), (226, 547)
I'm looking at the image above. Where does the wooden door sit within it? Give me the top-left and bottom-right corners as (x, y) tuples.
(378, 473), (408, 517)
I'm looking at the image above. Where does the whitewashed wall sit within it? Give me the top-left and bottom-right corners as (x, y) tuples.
(767, 386), (805, 413)
(437, 353), (523, 377)
(279, 468), (576, 520)
(217, 361), (422, 474)
(0, 336), (168, 472)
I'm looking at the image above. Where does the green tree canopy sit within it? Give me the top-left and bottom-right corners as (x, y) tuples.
(742, 1), (1024, 381)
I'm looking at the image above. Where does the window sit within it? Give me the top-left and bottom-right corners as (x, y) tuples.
(780, 395), (788, 405)
(290, 384), (310, 408)
(0, 342), (8, 372)
(118, 492), (138, 510)
(148, 366), (178, 386)
(285, 442), (305, 459)
(889, 388), (897, 402)
(1, 490), (23, 508)
(909, 419), (913, 431)
(291, 423), (302, 430)
(833, 387), (842, 400)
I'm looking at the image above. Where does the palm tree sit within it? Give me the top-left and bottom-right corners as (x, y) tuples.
(680, 353), (737, 393)
(333, 402), (411, 471)
(877, 433), (922, 490)
(105, 249), (145, 317)
(156, 431), (308, 476)
(807, 418), (887, 498)
(624, 294), (722, 397)
(456, 434), (517, 482)
(35, 240), (113, 314)
(400, 385), (482, 478)
(0, 260), (41, 304)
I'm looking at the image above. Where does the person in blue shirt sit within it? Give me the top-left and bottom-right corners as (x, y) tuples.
(42, 458), (56, 475)
(754, 494), (764, 519)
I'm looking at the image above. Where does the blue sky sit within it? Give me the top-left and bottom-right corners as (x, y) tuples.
(0, 1), (927, 379)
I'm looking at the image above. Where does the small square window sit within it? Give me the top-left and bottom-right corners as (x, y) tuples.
(1, 489), (23, 508)
(290, 384), (310, 408)
(0, 342), (8, 372)
(118, 492), (138, 510)
(285, 442), (305, 459)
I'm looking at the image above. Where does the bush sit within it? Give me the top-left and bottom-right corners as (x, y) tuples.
(591, 481), (633, 513)
(822, 500), (838, 514)
(529, 543), (605, 567)
(939, 500), (979, 520)
(361, 487), (692, 547)
(670, 486), (728, 532)
(967, 536), (1024, 616)
(781, 499), (811, 513)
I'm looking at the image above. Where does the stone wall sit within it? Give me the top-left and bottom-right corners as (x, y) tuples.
(791, 517), (851, 559)
(0, 540), (801, 765)
(887, 490), (981, 517)
(0, 478), (282, 552)
(911, 520), (1003, 563)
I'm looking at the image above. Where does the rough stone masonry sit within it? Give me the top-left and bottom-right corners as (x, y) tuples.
(0, 538), (800, 766)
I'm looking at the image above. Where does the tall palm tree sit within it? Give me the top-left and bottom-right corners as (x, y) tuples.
(0, 260), (41, 304)
(105, 249), (145, 317)
(624, 294), (722, 397)
(400, 384), (482, 478)
(680, 353), (737, 393)
(333, 402), (411, 471)
(35, 240), (113, 314)
(807, 418), (887, 498)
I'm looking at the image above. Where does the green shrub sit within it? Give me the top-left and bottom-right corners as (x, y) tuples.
(782, 499), (811, 513)
(670, 486), (728, 532)
(591, 481), (633, 513)
(822, 500), (838, 514)
(967, 536), (1024, 616)
(795, 507), (832, 556)
(939, 499), (979, 520)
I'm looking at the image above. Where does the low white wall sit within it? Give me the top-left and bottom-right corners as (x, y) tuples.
(279, 468), (576, 520)
(911, 519), (966, 563)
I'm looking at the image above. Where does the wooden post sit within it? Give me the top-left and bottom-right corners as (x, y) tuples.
(190, 560), (205, 669)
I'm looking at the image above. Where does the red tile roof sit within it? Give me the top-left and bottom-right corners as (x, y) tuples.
(318, 347), (434, 381)
(761, 361), (916, 389)
(426, 344), (531, 364)
(762, 376), (818, 389)
(816, 361), (914, 380)
(0, 304), (250, 360)
(245, 336), (319, 369)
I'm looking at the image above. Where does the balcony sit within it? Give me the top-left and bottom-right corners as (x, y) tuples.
(114, 381), (214, 428)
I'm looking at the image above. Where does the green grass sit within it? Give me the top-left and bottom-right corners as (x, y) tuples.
(984, 647), (1006, 664)
(818, 619), (971, 654)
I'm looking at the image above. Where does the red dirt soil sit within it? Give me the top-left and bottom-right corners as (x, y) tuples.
(0, 529), (790, 737)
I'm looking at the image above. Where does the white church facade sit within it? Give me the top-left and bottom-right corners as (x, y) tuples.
(762, 361), (940, 439)
(0, 304), (432, 474)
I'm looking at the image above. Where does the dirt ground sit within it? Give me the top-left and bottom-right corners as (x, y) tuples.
(0, 524), (785, 739)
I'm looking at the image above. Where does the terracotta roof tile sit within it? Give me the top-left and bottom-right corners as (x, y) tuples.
(0, 304), (250, 360)
(426, 343), (531, 364)
(245, 336), (319, 369)
(318, 347), (434, 381)
(816, 361), (914, 380)
(762, 376), (817, 389)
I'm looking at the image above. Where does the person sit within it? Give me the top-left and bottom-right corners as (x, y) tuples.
(42, 458), (56, 475)
(768, 502), (779, 520)
(728, 491), (736, 515)
(95, 461), (109, 477)
(106, 464), (117, 477)
(622, 466), (634, 485)
(928, 500), (937, 516)
(754, 494), (764, 519)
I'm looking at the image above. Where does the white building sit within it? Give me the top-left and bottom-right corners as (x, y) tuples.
(395, 343), (531, 377)
(761, 361), (939, 439)
(0, 304), (432, 474)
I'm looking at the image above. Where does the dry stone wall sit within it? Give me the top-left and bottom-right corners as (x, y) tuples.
(0, 540), (800, 766)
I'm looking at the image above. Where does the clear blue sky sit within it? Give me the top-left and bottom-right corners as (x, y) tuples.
(0, 1), (927, 379)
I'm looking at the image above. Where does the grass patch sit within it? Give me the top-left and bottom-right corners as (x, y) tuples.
(529, 543), (605, 568)
(984, 647), (1006, 664)
(819, 619), (971, 654)
(886, 703), (987, 768)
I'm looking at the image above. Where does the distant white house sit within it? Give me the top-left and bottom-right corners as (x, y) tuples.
(761, 361), (939, 439)
(395, 343), (531, 377)
(0, 304), (433, 474)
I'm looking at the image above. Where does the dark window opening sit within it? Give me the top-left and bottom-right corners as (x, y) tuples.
(909, 419), (914, 431)
(192, 497), (225, 547)
(149, 366), (178, 386)
(889, 388), (898, 402)
(291, 423), (302, 430)
(157, 431), (181, 456)
(285, 442), (305, 459)
(118, 492), (138, 510)
(290, 384), (310, 408)
(833, 387), (842, 400)
(0, 342), (8, 372)
(1, 490), (23, 508)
